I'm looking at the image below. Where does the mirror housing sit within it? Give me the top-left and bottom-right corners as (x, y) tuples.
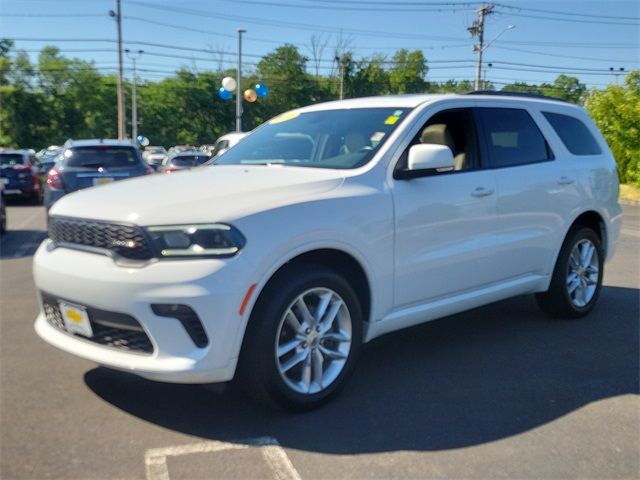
(396, 143), (455, 180)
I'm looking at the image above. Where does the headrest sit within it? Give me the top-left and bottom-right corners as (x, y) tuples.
(420, 124), (455, 150)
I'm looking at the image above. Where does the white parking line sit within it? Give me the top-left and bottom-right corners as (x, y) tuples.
(144, 437), (302, 480)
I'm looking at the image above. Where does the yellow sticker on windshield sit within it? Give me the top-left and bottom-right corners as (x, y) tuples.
(384, 115), (400, 125)
(270, 111), (300, 124)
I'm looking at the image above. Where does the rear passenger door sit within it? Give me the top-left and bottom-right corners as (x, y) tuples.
(476, 106), (579, 281)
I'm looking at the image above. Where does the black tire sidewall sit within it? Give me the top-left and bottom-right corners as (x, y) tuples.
(556, 227), (604, 316)
(243, 264), (363, 411)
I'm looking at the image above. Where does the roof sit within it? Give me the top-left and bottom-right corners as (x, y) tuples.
(64, 139), (136, 148)
(295, 92), (579, 114)
(298, 94), (455, 113)
(172, 150), (209, 157)
(0, 149), (29, 155)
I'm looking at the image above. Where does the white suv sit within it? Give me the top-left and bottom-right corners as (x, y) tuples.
(33, 93), (622, 410)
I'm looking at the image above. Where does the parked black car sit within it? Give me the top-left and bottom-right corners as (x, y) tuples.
(160, 151), (211, 173)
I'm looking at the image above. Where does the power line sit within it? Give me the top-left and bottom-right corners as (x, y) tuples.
(493, 9), (639, 27)
(0, 13), (105, 17)
(126, 0), (470, 42)
(492, 46), (640, 65)
(208, 0), (476, 12)
(493, 2), (640, 21)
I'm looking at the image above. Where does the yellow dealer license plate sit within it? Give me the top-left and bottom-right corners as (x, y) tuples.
(59, 302), (93, 337)
(93, 177), (114, 186)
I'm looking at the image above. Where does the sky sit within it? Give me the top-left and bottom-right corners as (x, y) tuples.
(1, 0), (639, 90)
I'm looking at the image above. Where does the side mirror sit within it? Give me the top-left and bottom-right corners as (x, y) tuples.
(397, 144), (455, 180)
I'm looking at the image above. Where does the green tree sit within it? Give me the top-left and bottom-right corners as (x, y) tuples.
(585, 71), (640, 186)
(541, 75), (586, 103)
(351, 54), (389, 97)
(388, 49), (427, 94)
(257, 44), (315, 118)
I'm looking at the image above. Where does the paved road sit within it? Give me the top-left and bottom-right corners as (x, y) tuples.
(1, 201), (638, 479)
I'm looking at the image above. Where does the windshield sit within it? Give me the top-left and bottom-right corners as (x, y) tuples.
(215, 108), (410, 169)
(171, 155), (209, 167)
(0, 154), (25, 166)
(67, 146), (141, 169)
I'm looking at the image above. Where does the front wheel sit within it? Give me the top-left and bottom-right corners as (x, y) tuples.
(237, 264), (363, 411)
(536, 227), (604, 318)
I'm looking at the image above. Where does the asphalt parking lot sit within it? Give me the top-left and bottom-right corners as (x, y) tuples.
(1, 202), (638, 479)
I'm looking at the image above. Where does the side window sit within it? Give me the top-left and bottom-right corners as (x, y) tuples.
(477, 108), (552, 168)
(542, 112), (602, 156)
(395, 108), (481, 176)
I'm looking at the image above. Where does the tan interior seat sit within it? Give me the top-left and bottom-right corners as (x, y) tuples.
(420, 124), (466, 170)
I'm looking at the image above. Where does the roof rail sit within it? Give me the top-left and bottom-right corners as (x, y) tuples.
(465, 90), (569, 103)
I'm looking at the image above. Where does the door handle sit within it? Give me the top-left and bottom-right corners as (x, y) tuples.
(471, 187), (494, 198)
(558, 176), (575, 185)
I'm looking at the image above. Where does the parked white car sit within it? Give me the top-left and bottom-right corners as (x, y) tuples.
(34, 93), (621, 410)
(209, 132), (247, 159)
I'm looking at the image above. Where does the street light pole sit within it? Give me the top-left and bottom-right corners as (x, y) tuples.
(125, 49), (143, 142)
(236, 28), (246, 133)
(109, 0), (126, 140)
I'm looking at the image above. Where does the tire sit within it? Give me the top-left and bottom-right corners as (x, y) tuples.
(536, 227), (604, 319)
(237, 264), (363, 411)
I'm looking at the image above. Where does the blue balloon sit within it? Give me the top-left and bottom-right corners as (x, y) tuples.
(255, 83), (269, 97)
(218, 87), (232, 100)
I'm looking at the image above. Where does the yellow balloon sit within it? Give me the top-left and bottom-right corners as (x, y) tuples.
(244, 89), (257, 102)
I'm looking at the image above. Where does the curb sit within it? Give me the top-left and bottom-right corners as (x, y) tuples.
(619, 199), (640, 206)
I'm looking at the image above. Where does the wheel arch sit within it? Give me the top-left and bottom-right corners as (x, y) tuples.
(250, 248), (372, 327)
(568, 210), (607, 256)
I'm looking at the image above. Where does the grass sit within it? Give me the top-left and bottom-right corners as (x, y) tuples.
(620, 184), (640, 202)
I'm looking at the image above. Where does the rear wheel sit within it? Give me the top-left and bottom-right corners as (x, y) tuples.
(536, 227), (603, 318)
(238, 264), (362, 411)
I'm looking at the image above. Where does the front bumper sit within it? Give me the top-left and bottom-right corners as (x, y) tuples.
(33, 239), (254, 383)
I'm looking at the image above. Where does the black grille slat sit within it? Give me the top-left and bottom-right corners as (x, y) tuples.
(48, 216), (154, 261)
(42, 293), (154, 354)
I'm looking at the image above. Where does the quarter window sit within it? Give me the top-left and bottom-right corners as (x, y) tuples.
(543, 111), (602, 156)
(478, 108), (552, 168)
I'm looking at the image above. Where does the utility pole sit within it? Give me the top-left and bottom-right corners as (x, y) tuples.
(335, 56), (345, 100)
(125, 49), (143, 142)
(468, 4), (494, 91)
(236, 28), (246, 133)
(109, 0), (126, 140)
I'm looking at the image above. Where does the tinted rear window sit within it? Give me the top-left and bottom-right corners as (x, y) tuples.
(67, 147), (141, 168)
(171, 155), (209, 167)
(543, 112), (602, 156)
(0, 154), (26, 166)
(477, 108), (552, 168)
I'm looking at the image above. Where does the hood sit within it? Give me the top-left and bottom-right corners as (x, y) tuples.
(49, 164), (345, 225)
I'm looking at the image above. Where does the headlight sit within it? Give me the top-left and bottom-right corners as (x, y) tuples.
(146, 223), (246, 258)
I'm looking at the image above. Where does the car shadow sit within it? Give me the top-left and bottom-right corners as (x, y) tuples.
(85, 286), (638, 454)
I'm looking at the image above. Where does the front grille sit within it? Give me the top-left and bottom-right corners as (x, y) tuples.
(48, 216), (154, 261)
(42, 293), (154, 354)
